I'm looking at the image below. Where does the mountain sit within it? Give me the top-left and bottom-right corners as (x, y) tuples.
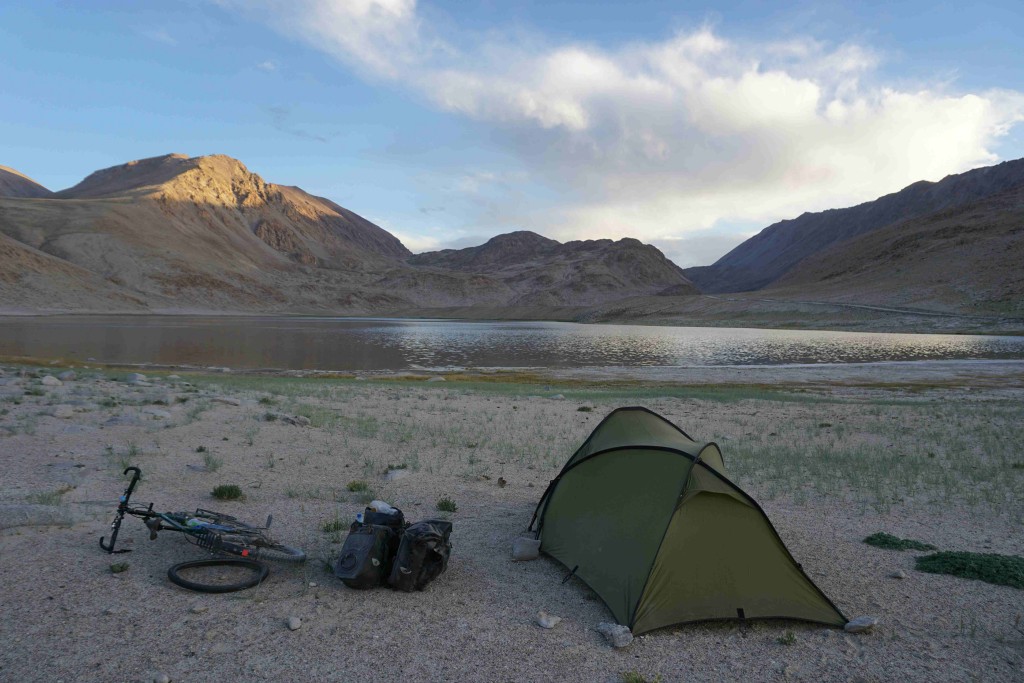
(0, 165), (53, 199)
(409, 231), (697, 306)
(685, 158), (1024, 293)
(0, 154), (692, 314)
(768, 184), (1024, 315)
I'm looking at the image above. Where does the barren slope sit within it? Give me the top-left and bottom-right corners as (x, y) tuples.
(686, 158), (1024, 293)
(767, 185), (1024, 315)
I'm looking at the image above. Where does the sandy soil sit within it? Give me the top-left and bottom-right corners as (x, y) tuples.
(1, 363), (1022, 682)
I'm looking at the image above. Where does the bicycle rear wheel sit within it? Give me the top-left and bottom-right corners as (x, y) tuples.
(167, 558), (269, 593)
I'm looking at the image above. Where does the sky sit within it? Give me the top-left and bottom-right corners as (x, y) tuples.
(2, 1), (1023, 267)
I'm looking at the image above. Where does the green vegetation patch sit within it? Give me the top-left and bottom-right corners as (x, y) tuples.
(211, 484), (243, 501)
(915, 551), (1024, 589)
(864, 532), (937, 551)
(436, 496), (458, 513)
(346, 480), (369, 492)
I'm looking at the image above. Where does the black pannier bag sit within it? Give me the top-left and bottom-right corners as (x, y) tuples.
(360, 506), (406, 531)
(387, 519), (453, 592)
(334, 524), (399, 589)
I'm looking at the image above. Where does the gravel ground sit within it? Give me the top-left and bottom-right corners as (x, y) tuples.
(1, 364), (1022, 682)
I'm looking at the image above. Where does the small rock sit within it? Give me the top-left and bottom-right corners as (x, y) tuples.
(126, 373), (147, 384)
(41, 376), (62, 387)
(497, 477), (507, 488)
(153, 672), (171, 683)
(384, 468), (410, 482)
(548, 394), (565, 400)
(57, 370), (76, 381)
(309, 582), (318, 588)
(536, 611), (562, 629)
(212, 397), (241, 406)
(142, 407), (172, 420)
(53, 405), (75, 419)
(168, 375), (181, 380)
(844, 616), (879, 633)
(889, 570), (906, 580)
(512, 537), (541, 561)
(190, 604), (209, 614)
(287, 616), (302, 631)
(596, 622), (633, 648)
(426, 376), (446, 382)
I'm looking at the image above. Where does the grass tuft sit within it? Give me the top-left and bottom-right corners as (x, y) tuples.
(777, 630), (797, 646)
(915, 551), (1024, 589)
(864, 532), (936, 551)
(110, 562), (130, 574)
(621, 672), (662, 683)
(211, 484), (243, 501)
(436, 496), (458, 513)
(346, 480), (369, 492)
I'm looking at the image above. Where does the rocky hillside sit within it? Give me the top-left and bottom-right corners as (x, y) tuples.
(409, 231), (697, 306)
(0, 154), (693, 314)
(768, 183), (1024, 315)
(0, 165), (53, 199)
(686, 158), (1024, 293)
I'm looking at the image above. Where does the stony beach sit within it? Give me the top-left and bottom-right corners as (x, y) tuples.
(1, 361), (1022, 682)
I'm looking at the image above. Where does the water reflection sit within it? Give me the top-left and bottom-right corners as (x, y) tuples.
(1, 315), (1020, 371)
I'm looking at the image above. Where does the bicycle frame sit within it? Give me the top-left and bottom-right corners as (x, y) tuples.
(101, 466), (276, 556)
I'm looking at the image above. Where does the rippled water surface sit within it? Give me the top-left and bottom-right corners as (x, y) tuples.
(1, 316), (1022, 370)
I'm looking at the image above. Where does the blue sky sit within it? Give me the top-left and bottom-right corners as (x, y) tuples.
(2, 1), (1022, 266)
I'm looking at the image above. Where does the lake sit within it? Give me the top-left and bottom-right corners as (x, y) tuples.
(1, 315), (1023, 371)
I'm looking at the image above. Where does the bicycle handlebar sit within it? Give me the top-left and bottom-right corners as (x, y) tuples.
(99, 466), (143, 553)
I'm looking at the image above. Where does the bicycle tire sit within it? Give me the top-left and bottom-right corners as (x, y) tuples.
(253, 544), (306, 563)
(167, 558), (269, 593)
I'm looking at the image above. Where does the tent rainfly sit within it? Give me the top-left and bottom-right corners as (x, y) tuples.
(529, 407), (847, 635)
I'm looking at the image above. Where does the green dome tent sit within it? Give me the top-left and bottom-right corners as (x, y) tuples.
(529, 407), (846, 634)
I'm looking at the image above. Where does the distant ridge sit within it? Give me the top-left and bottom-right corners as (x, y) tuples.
(0, 165), (53, 199)
(0, 153), (693, 313)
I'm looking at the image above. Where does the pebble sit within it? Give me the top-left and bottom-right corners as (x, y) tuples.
(596, 622), (633, 648)
(889, 570), (906, 579)
(844, 616), (879, 633)
(287, 616), (302, 631)
(190, 604), (209, 614)
(536, 611), (562, 629)
(41, 376), (62, 386)
(153, 672), (171, 683)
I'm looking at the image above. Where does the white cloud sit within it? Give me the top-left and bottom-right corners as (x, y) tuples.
(257, 60), (278, 72)
(141, 28), (177, 46)
(226, 1), (1024, 254)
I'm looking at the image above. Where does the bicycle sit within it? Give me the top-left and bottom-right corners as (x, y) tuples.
(100, 466), (306, 565)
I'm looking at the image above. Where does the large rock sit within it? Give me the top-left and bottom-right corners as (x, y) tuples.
(596, 622), (633, 648)
(511, 537), (541, 561)
(41, 375), (62, 386)
(844, 616), (879, 633)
